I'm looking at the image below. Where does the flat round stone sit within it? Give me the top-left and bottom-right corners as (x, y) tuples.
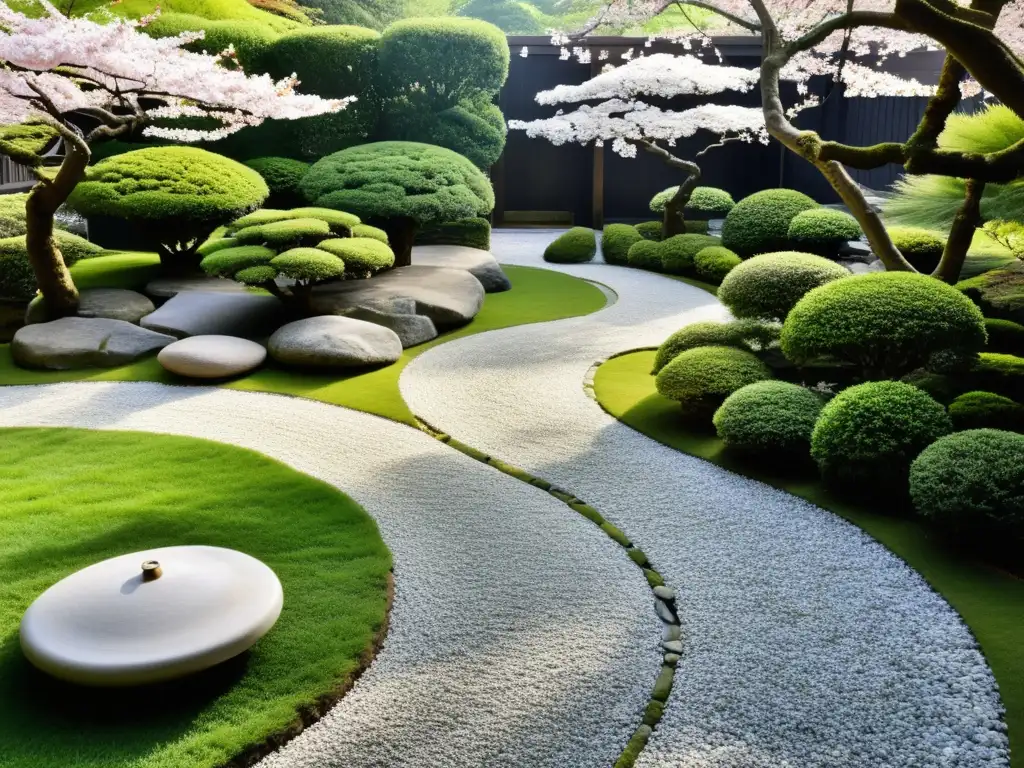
(158, 335), (266, 379)
(20, 545), (283, 686)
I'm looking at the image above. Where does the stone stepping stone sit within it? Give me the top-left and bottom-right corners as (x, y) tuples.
(140, 291), (284, 339)
(11, 317), (174, 370)
(25, 289), (155, 325)
(411, 245), (512, 293)
(268, 316), (402, 370)
(158, 335), (267, 379)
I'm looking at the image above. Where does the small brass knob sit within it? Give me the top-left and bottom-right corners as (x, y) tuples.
(141, 560), (162, 581)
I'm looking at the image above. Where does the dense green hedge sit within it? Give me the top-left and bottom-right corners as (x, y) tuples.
(244, 157), (310, 209)
(811, 380), (952, 495)
(635, 221), (663, 241)
(415, 217), (491, 250)
(655, 345), (772, 422)
(145, 13), (280, 68)
(0, 193), (28, 239)
(694, 246), (741, 284)
(455, 0), (544, 34)
(0, 232), (102, 300)
(385, 96), (506, 170)
(957, 261), (1024, 326)
(649, 186), (735, 217)
(782, 272), (987, 378)
(627, 239), (661, 270)
(235, 217), (332, 246)
(544, 227), (596, 263)
(317, 237), (396, 273)
(948, 391), (1024, 432)
(602, 224), (642, 266)
(660, 234), (720, 275)
(713, 380), (824, 458)
(718, 251), (848, 322)
(786, 208), (861, 258)
(652, 319), (777, 374)
(984, 318), (1024, 355)
(353, 223), (389, 243)
(721, 189), (818, 258)
(888, 226), (945, 273)
(910, 429), (1024, 540)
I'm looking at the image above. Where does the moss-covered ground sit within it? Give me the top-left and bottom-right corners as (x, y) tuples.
(594, 349), (1024, 767)
(0, 427), (391, 768)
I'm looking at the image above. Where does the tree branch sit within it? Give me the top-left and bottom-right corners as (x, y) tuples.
(933, 178), (985, 283)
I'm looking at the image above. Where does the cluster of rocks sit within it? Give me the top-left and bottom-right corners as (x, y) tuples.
(11, 245), (509, 378)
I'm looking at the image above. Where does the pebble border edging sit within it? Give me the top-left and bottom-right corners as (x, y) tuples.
(416, 416), (679, 768)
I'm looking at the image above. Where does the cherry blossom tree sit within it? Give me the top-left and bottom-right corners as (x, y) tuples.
(0, 1), (353, 318)
(510, 53), (768, 236)
(569, 0), (1024, 283)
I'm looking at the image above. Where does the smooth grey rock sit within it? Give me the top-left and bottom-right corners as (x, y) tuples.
(654, 599), (676, 623)
(653, 585), (676, 602)
(663, 624), (681, 642)
(310, 266), (484, 330)
(26, 289), (155, 325)
(158, 335), (266, 379)
(838, 240), (874, 262)
(844, 260), (886, 275)
(662, 640), (684, 654)
(664, 653), (681, 666)
(146, 275), (250, 299)
(341, 305), (438, 348)
(411, 245), (512, 293)
(268, 316), (403, 370)
(12, 317), (174, 370)
(140, 292), (284, 339)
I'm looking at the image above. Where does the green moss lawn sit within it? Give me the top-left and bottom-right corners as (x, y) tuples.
(594, 349), (1024, 766)
(0, 427), (391, 768)
(0, 253), (608, 425)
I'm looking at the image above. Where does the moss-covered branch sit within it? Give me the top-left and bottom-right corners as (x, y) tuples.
(933, 178), (985, 283)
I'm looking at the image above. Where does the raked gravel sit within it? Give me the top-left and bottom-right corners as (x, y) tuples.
(0, 381), (661, 768)
(400, 229), (1010, 767)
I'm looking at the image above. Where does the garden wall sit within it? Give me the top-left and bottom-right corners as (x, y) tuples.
(495, 36), (951, 227)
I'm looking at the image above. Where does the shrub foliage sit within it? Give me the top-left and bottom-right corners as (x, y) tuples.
(721, 189), (818, 257)
(786, 208), (861, 258)
(544, 227), (597, 263)
(718, 251), (848, 322)
(655, 345), (772, 422)
(602, 224), (642, 266)
(713, 380), (823, 458)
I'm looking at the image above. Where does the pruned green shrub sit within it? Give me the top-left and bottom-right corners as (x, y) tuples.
(694, 246), (742, 284)
(602, 224), (642, 266)
(415, 217), (491, 250)
(957, 261), (1024, 325)
(271, 247), (348, 281)
(228, 207), (360, 235)
(660, 234), (720, 275)
(635, 221), (663, 241)
(0, 193), (28, 239)
(196, 237), (240, 257)
(234, 217), (332, 246)
(317, 237), (396, 273)
(718, 251), (848, 322)
(655, 345), (772, 422)
(200, 245), (277, 276)
(786, 208), (862, 258)
(301, 141), (494, 266)
(652, 319), (779, 374)
(544, 227), (596, 264)
(144, 13), (280, 69)
(984, 318), (1024, 355)
(244, 157), (311, 209)
(910, 429), (1024, 540)
(782, 272), (987, 378)
(713, 380), (824, 458)
(68, 147), (267, 271)
(972, 352), (1024, 396)
(811, 380), (952, 495)
(0, 231), (101, 300)
(649, 186), (735, 217)
(948, 391), (1024, 433)
(352, 224), (389, 243)
(627, 239), (662, 270)
(455, 0), (544, 34)
(888, 226), (945, 273)
(385, 96), (506, 170)
(721, 189), (819, 258)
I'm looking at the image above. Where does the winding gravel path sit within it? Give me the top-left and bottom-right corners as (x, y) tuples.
(401, 230), (1010, 767)
(0, 382), (660, 767)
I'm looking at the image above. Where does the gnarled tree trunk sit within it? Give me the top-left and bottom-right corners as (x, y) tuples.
(638, 140), (702, 238)
(380, 217), (417, 268)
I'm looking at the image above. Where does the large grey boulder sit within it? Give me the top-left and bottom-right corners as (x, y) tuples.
(269, 316), (403, 370)
(310, 266), (484, 330)
(146, 275), (250, 299)
(158, 335), (266, 379)
(12, 317), (174, 370)
(340, 305), (438, 348)
(140, 292), (284, 339)
(411, 245), (511, 293)
(25, 289), (155, 325)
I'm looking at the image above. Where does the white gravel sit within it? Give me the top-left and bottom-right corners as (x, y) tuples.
(400, 229), (1010, 767)
(0, 382), (661, 767)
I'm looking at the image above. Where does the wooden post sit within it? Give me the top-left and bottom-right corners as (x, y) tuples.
(590, 45), (604, 229)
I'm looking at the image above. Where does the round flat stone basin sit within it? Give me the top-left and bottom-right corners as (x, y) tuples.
(20, 545), (283, 686)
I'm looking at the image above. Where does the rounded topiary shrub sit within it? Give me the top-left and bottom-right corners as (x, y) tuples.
(652, 319), (778, 374)
(244, 157), (311, 209)
(0, 232), (101, 300)
(627, 239), (662, 271)
(694, 245), (742, 284)
(786, 208), (862, 258)
(649, 186), (735, 217)
(660, 234), (720, 275)
(721, 189), (819, 258)
(782, 272), (987, 379)
(949, 391), (1024, 433)
(385, 96), (507, 171)
(414, 217), (491, 250)
(984, 318), (1024, 356)
(301, 141), (494, 266)
(655, 345), (772, 423)
(910, 429), (1024, 539)
(713, 380), (824, 458)
(602, 223), (642, 266)
(810, 380), (952, 494)
(718, 251), (848, 322)
(635, 221), (663, 241)
(544, 227), (596, 263)
(889, 226), (945, 273)
(69, 146), (267, 270)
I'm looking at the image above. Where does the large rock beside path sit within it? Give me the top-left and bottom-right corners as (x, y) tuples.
(411, 245), (511, 293)
(12, 317), (174, 369)
(25, 289), (155, 325)
(158, 335), (267, 379)
(340, 303), (438, 348)
(310, 265), (484, 330)
(146, 275), (250, 299)
(140, 292), (284, 339)
(269, 316), (403, 370)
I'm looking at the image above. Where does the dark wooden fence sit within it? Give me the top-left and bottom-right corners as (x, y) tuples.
(494, 36), (950, 227)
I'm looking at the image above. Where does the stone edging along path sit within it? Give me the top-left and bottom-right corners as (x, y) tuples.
(0, 381), (661, 768)
(400, 230), (1010, 767)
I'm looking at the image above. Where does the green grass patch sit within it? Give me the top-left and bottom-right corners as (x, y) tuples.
(0, 427), (391, 768)
(594, 349), (1024, 766)
(1, 256), (608, 425)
